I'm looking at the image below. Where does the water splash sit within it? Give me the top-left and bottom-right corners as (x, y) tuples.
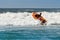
(0, 12), (60, 26)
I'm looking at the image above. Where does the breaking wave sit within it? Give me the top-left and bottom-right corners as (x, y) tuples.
(0, 12), (60, 26)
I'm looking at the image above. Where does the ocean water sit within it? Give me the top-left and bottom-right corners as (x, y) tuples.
(0, 25), (60, 40)
(0, 8), (60, 40)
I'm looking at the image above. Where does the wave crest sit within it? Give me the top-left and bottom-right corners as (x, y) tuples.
(0, 12), (60, 26)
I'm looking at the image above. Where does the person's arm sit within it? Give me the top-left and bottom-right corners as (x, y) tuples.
(40, 13), (42, 16)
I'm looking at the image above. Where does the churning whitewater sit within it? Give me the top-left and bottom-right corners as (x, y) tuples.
(0, 12), (60, 26)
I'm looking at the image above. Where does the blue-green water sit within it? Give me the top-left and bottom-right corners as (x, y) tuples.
(0, 8), (60, 40)
(0, 8), (60, 13)
(0, 26), (60, 40)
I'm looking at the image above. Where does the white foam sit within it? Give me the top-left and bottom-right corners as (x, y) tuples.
(0, 12), (60, 26)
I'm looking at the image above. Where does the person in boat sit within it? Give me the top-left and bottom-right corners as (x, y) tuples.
(32, 12), (47, 25)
